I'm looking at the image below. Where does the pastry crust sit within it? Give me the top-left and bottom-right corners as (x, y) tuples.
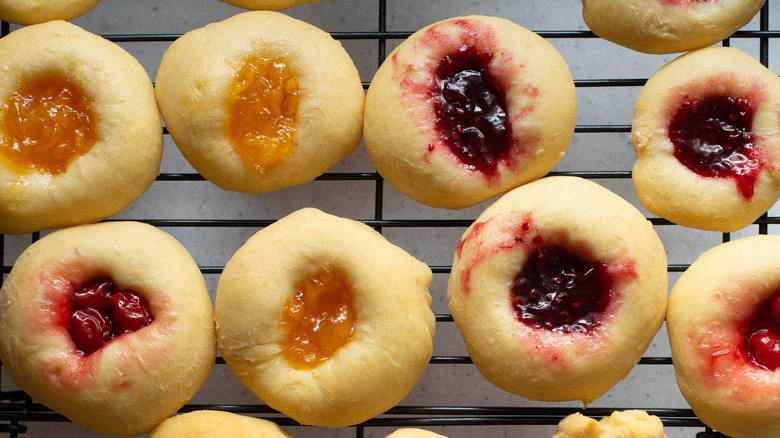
(0, 0), (102, 25)
(218, 0), (319, 10)
(667, 235), (780, 438)
(632, 47), (780, 232)
(0, 21), (163, 235)
(582, 0), (766, 54)
(447, 176), (667, 404)
(155, 11), (364, 194)
(364, 15), (576, 209)
(552, 410), (667, 438)
(215, 208), (435, 427)
(149, 410), (294, 437)
(0, 222), (217, 436)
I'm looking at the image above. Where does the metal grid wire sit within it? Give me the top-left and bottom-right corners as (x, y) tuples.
(0, 1), (778, 436)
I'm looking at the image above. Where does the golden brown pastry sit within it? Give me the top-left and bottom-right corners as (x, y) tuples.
(215, 208), (435, 427)
(156, 11), (364, 194)
(218, 0), (319, 10)
(582, 0), (766, 54)
(667, 235), (780, 438)
(448, 176), (667, 404)
(0, 21), (162, 235)
(552, 410), (667, 438)
(150, 410), (294, 438)
(364, 15), (576, 209)
(0, 0), (102, 25)
(0, 222), (216, 436)
(632, 47), (780, 232)
(385, 429), (448, 438)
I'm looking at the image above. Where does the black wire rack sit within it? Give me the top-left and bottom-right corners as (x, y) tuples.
(1, 1), (779, 437)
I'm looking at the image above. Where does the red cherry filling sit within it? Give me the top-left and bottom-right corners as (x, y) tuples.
(510, 244), (612, 334)
(669, 95), (759, 199)
(67, 279), (153, 356)
(744, 289), (780, 370)
(433, 44), (512, 175)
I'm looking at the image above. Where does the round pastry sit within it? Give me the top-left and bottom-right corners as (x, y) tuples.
(364, 15), (576, 210)
(447, 176), (667, 404)
(156, 11), (364, 194)
(0, 0), (102, 25)
(0, 21), (163, 235)
(149, 411), (294, 437)
(632, 47), (780, 232)
(215, 208), (435, 427)
(667, 235), (780, 438)
(385, 429), (448, 438)
(218, 0), (319, 11)
(582, 0), (766, 54)
(0, 221), (216, 436)
(552, 410), (667, 438)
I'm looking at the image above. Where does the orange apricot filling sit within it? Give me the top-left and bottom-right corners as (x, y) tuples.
(223, 56), (301, 172)
(0, 72), (97, 175)
(281, 266), (356, 369)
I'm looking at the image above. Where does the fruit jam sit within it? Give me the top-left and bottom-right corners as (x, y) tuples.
(68, 279), (153, 356)
(281, 266), (356, 369)
(669, 95), (759, 199)
(433, 44), (512, 176)
(744, 288), (780, 370)
(510, 244), (612, 334)
(223, 55), (300, 172)
(0, 72), (97, 174)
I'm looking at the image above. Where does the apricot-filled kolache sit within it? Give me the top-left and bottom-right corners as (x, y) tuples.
(218, 0), (320, 10)
(0, 222), (217, 436)
(215, 208), (435, 427)
(0, 21), (163, 235)
(582, 0), (766, 54)
(364, 15), (576, 210)
(667, 235), (780, 438)
(632, 47), (780, 232)
(448, 177), (667, 405)
(552, 410), (667, 438)
(0, 0), (102, 25)
(155, 11), (364, 194)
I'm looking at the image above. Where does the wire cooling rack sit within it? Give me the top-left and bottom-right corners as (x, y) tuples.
(1, 1), (779, 437)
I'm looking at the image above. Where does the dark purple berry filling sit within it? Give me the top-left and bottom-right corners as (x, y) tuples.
(669, 95), (759, 199)
(510, 244), (612, 334)
(433, 45), (512, 175)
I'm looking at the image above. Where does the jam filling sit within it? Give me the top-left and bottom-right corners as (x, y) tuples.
(223, 55), (301, 172)
(669, 95), (759, 199)
(510, 244), (612, 334)
(433, 44), (512, 176)
(0, 72), (97, 175)
(68, 279), (153, 356)
(744, 288), (780, 370)
(281, 266), (356, 369)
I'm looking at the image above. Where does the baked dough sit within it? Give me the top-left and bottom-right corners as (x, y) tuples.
(0, 222), (216, 436)
(385, 429), (448, 438)
(632, 47), (780, 232)
(156, 11), (364, 194)
(149, 410), (294, 437)
(552, 410), (667, 438)
(582, 0), (766, 54)
(364, 15), (576, 209)
(0, 21), (163, 235)
(215, 208), (435, 427)
(667, 235), (780, 438)
(447, 176), (667, 404)
(0, 0), (102, 25)
(218, 0), (319, 10)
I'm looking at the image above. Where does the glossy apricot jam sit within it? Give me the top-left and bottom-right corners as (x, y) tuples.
(281, 266), (356, 369)
(223, 56), (301, 172)
(0, 72), (97, 175)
